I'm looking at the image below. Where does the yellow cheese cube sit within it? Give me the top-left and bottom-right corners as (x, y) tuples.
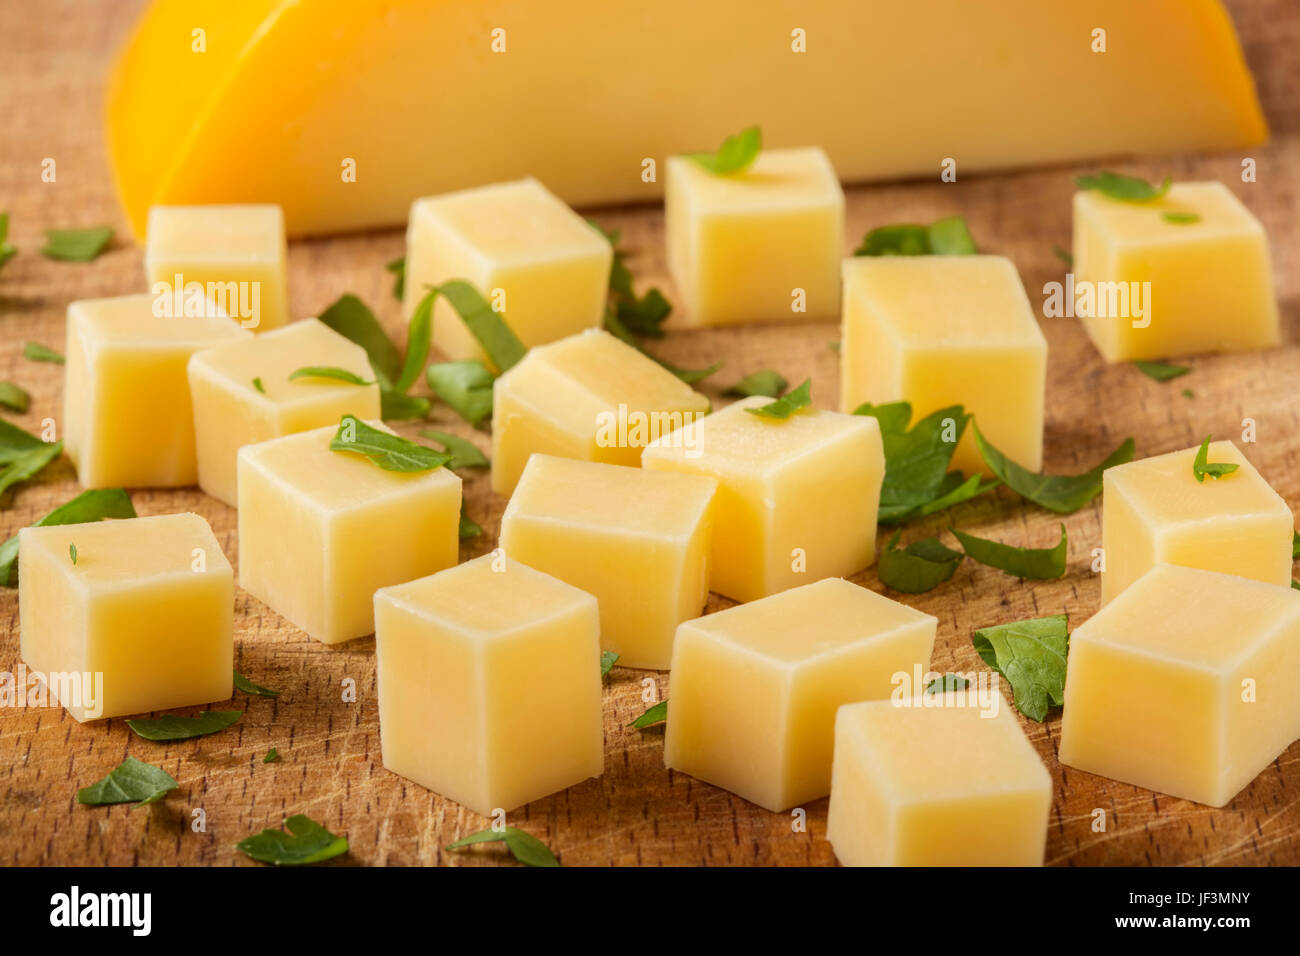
(144, 204), (289, 332)
(840, 255), (1047, 476)
(664, 578), (936, 810)
(1072, 182), (1277, 362)
(188, 318), (381, 506)
(1060, 564), (1300, 807)
(643, 396), (884, 602)
(666, 147), (844, 325)
(63, 294), (250, 489)
(1101, 440), (1291, 604)
(238, 422), (460, 644)
(490, 329), (710, 496)
(374, 553), (603, 815)
(18, 513), (233, 721)
(403, 179), (612, 363)
(499, 454), (716, 669)
(827, 690), (1052, 866)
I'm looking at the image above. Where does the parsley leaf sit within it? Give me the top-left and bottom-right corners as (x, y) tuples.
(69, 543), (77, 565)
(330, 415), (452, 472)
(433, 280), (527, 373)
(0, 488), (135, 587)
(236, 814), (349, 866)
(972, 615), (1069, 722)
(1052, 245), (1073, 267)
(877, 531), (963, 593)
(394, 289), (433, 392)
(126, 710), (242, 741)
(77, 757), (177, 808)
(925, 674), (970, 694)
(600, 650), (619, 677)
(233, 670), (279, 697)
(458, 502), (483, 540)
(0, 382), (30, 413)
(288, 366), (375, 386)
(317, 294), (403, 385)
(23, 342), (63, 364)
(1162, 211), (1201, 225)
(252, 377), (265, 394)
(854, 216), (978, 257)
(745, 378), (811, 420)
(1075, 171), (1171, 202)
(1134, 360), (1189, 382)
(426, 360), (495, 427)
(386, 256), (406, 300)
(41, 226), (113, 262)
(1192, 435), (1239, 482)
(687, 126), (761, 175)
(630, 700), (668, 728)
(264, 748), (280, 764)
(0, 418), (63, 500)
(724, 369), (787, 399)
(951, 523), (1067, 579)
(974, 421), (1133, 514)
(446, 827), (560, 867)
(419, 429), (488, 469)
(0, 212), (15, 272)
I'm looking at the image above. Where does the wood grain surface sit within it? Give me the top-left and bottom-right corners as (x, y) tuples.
(2, 0), (1298, 866)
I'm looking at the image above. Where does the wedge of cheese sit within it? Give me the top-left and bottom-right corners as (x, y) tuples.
(108, 0), (1266, 237)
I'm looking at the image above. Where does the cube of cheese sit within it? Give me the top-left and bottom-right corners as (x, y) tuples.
(144, 204), (289, 332)
(840, 255), (1047, 476)
(1101, 440), (1291, 604)
(643, 396), (884, 602)
(666, 147), (844, 325)
(374, 553), (603, 815)
(490, 329), (710, 495)
(1060, 564), (1300, 807)
(238, 422), (460, 644)
(1073, 182), (1278, 362)
(18, 513), (233, 721)
(64, 293), (250, 489)
(188, 318), (381, 506)
(827, 690), (1052, 866)
(403, 178), (612, 363)
(664, 578), (936, 810)
(499, 454), (717, 669)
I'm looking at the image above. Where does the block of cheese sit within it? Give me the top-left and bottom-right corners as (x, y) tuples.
(1060, 564), (1300, 807)
(1073, 182), (1277, 362)
(374, 553), (603, 814)
(827, 690), (1052, 866)
(64, 293), (250, 489)
(238, 422), (460, 644)
(490, 329), (710, 496)
(19, 513), (233, 721)
(1101, 440), (1291, 604)
(840, 255), (1047, 476)
(499, 454), (716, 669)
(666, 147), (843, 325)
(188, 318), (381, 505)
(107, 1), (1265, 237)
(664, 578), (936, 810)
(643, 396), (884, 602)
(145, 204), (289, 332)
(403, 179), (612, 362)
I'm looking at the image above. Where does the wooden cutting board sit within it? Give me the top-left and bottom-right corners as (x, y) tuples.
(2, 0), (1298, 866)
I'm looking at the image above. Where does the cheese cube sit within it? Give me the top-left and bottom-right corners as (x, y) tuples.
(666, 147), (844, 325)
(664, 578), (936, 810)
(403, 178), (612, 363)
(1101, 440), (1291, 604)
(374, 553), (603, 814)
(827, 690), (1052, 866)
(1072, 182), (1278, 362)
(490, 329), (710, 495)
(643, 396), (884, 602)
(188, 318), (381, 506)
(144, 205), (289, 332)
(64, 294), (250, 489)
(1060, 564), (1300, 807)
(840, 255), (1047, 476)
(499, 454), (716, 669)
(238, 422), (460, 644)
(18, 513), (233, 721)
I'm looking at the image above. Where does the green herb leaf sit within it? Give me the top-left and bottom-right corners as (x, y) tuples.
(317, 294), (403, 386)
(330, 415), (452, 472)
(446, 827), (560, 867)
(69, 543), (77, 565)
(600, 650), (619, 677)
(0, 488), (135, 587)
(1192, 435), (1239, 482)
(41, 226), (113, 262)
(458, 501), (483, 540)
(252, 377), (265, 394)
(1293, 579), (1300, 591)
(379, 389), (431, 421)
(264, 748), (280, 764)
(394, 290), (434, 392)
(1292, 530), (1299, 559)
(386, 256), (406, 300)
(0, 212), (16, 272)
(433, 280), (527, 373)
(630, 700), (668, 728)
(23, 342), (64, 364)
(233, 670), (279, 697)
(1134, 360), (1189, 382)
(77, 757), (178, 808)
(974, 422), (1133, 514)
(1052, 245), (1074, 267)
(0, 428), (63, 499)
(1075, 171), (1171, 202)
(1182, 388), (1194, 399)
(419, 429), (488, 469)
(1162, 211), (1201, 224)
(687, 126), (761, 175)
(878, 531), (963, 593)
(590, 222), (674, 338)
(925, 674), (970, 694)
(724, 369), (787, 399)
(917, 472), (1001, 518)
(0, 382), (30, 412)
(951, 523), (1067, 580)
(288, 366), (375, 386)
(745, 378), (811, 420)
(126, 710), (242, 741)
(657, 356), (721, 384)
(854, 216), (977, 257)
(972, 615), (1069, 722)
(236, 814), (349, 866)
(427, 360), (494, 426)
